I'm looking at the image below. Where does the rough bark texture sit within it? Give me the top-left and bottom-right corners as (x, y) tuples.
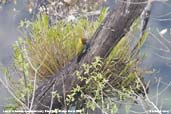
(30, 0), (147, 112)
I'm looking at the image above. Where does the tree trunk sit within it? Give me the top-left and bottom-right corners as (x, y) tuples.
(30, 0), (147, 112)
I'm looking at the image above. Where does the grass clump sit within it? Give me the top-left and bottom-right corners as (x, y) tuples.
(13, 8), (107, 79)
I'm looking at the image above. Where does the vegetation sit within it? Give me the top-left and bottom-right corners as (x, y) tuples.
(14, 8), (107, 79)
(2, 6), (148, 114)
(1, 1), (171, 114)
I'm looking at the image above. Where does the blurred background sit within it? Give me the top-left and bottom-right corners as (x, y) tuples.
(0, 0), (171, 113)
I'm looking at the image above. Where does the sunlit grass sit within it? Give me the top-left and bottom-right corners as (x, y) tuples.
(13, 8), (107, 79)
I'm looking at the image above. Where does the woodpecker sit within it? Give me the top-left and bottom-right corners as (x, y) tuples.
(76, 37), (89, 62)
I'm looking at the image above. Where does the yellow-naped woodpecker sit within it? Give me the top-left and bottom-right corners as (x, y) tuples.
(76, 37), (89, 62)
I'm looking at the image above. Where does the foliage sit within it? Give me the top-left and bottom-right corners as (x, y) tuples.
(65, 18), (148, 113)
(3, 6), (148, 113)
(5, 8), (107, 111)
(13, 8), (107, 79)
(107, 18), (140, 62)
(69, 55), (145, 113)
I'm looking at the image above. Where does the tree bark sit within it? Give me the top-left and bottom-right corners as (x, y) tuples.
(30, 0), (147, 112)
